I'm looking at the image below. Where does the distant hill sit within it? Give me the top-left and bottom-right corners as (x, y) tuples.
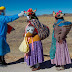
(64, 13), (72, 16)
(38, 13), (72, 17)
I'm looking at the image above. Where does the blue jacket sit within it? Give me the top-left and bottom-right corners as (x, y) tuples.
(0, 14), (19, 56)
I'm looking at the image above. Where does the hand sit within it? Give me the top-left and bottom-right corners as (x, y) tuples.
(24, 53), (28, 59)
(18, 11), (24, 17)
(59, 40), (63, 44)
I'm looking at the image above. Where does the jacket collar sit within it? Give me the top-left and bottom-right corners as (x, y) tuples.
(56, 19), (64, 24)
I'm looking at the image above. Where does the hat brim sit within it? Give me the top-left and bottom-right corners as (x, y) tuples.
(0, 6), (5, 10)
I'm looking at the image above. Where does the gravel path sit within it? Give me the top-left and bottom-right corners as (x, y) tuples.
(0, 61), (72, 72)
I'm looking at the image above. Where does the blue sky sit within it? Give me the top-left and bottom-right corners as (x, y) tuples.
(0, 0), (72, 15)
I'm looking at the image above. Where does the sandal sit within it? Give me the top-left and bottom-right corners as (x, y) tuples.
(56, 65), (65, 71)
(32, 67), (40, 71)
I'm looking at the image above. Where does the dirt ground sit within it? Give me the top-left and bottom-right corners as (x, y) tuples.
(5, 16), (72, 63)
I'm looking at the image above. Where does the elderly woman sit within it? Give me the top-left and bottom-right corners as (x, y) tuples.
(0, 6), (24, 65)
(50, 10), (72, 71)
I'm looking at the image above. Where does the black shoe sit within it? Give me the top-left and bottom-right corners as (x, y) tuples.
(0, 60), (2, 64)
(0, 56), (8, 66)
(1, 59), (8, 66)
(2, 62), (8, 65)
(0, 61), (8, 66)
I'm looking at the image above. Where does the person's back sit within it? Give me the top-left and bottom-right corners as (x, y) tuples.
(54, 20), (72, 41)
(50, 10), (72, 71)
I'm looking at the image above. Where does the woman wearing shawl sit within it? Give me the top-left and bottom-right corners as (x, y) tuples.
(23, 8), (50, 71)
(50, 10), (72, 70)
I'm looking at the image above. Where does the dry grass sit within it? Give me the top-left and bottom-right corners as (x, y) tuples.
(5, 16), (72, 63)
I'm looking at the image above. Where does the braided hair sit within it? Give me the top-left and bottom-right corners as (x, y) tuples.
(29, 12), (38, 20)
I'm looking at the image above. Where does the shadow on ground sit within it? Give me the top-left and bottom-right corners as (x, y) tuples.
(8, 58), (24, 65)
(64, 59), (72, 69)
(7, 55), (72, 69)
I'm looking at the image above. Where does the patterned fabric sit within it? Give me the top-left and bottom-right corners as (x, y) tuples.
(24, 41), (44, 66)
(30, 19), (50, 40)
(56, 19), (72, 27)
(0, 14), (19, 56)
(51, 40), (71, 66)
